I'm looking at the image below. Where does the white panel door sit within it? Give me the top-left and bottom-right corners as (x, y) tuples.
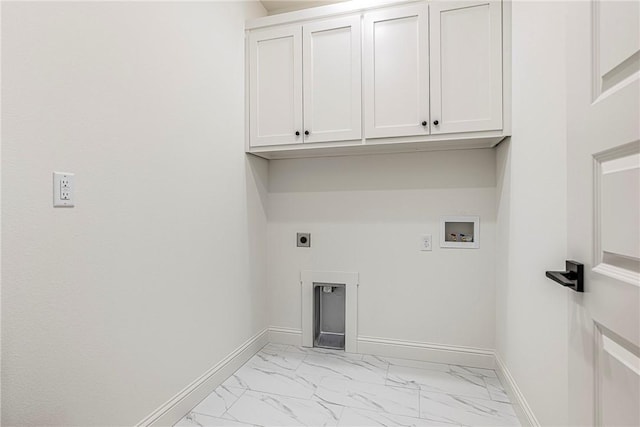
(566, 1), (639, 426)
(303, 15), (361, 143)
(363, 4), (429, 139)
(249, 26), (302, 147)
(430, 1), (502, 134)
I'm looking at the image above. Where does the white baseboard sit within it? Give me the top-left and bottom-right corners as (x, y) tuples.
(495, 353), (540, 427)
(136, 327), (537, 427)
(268, 326), (303, 346)
(267, 327), (494, 369)
(136, 328), (268, 427)
(357, 335), (495, 369)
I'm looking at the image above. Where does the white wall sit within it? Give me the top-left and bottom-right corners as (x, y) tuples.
(1, 2), (267, 425)
(0, 1), (4, 420)
(495, 1), (569, 425)
(268, 149), (497, 351)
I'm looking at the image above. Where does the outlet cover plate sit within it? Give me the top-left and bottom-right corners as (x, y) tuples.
(53, 172), (75, 207)
(420, 234), (432, 251)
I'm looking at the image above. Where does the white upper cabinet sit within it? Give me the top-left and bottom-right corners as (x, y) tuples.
(245, 0), (509, 158)
(248, 16), (361, 148)
(429, 1), (503, 134)
(363, 4), (430, 139)
(303, 16), (362, 143)
(249, 26), (302, 147)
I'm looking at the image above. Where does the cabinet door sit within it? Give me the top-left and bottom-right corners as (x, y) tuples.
(249, 26), (302, 147)
(303, 16), (362, 143)
(430, 1), (502, 134)
(363, 4), (430, 139)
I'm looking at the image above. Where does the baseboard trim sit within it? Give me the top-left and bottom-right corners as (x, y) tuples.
(136, 328), (268, 427)
(267, 327), (494, 369)
(268, 326), (303, 346)
(357, 335), (496, 369)
(495, 353), (540, 427)
(139, 328), (537, 427)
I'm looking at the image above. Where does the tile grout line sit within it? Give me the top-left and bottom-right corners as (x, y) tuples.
(216, 385), (250, 423)
(482, 376), (496, 403)
(334, 402), (346, 426)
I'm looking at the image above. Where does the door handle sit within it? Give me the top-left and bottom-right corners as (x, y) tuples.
(545, 260), (584, 292)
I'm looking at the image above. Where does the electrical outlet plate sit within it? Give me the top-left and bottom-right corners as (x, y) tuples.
(53, 172), (75, 207)
(420, 234), (432, 251)
(297, 233), (311, 247)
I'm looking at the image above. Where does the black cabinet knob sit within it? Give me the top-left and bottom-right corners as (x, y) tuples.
(295, 131), (300, 136)
(304, 130), (310, 135)
(433, 120), (439, 126)
(422, 121), (427, 126)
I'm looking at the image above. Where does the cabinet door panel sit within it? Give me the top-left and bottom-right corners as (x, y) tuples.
(430, 1), (502, 134)
(364, 4), (430, 138)
(249, 26), (302, 147)
(303, 16), (361, 143)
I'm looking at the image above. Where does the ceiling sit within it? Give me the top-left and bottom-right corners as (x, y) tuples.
(259, 0), (348, 15)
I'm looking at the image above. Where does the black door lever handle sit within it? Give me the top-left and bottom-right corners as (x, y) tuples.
(546, 271), (575, 287)
(545, 260), (584, 292)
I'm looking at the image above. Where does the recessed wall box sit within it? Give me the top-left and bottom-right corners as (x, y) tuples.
(297, 233), (311, 247)
(440, 216), (480, 249)
(314, 283), (345, 350)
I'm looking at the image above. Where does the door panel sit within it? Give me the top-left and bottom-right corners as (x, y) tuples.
(249, 26), (302, 147)
(567, 1), (640, 426)
(595, 145), (640, 284)
(593, 0), (640, 99)
(303, 15), (361, 143)
(595, 325), (640, 427)
(430, 1), (502, 134)
(363, 4), (429, 138)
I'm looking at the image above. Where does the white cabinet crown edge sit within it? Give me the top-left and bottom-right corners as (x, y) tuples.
(246, 0), (424, 30)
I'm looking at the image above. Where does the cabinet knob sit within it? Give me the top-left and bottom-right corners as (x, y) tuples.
(305, 130), (310, 135)
(295, 131), (300, 136)
(433, 120), (439, 126)
(421, 121), (427, 126)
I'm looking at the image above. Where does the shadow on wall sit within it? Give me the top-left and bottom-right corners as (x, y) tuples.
(243, 154), (270, 328)
(494, 137), (512, 354)
(267, 149), (497, 194)
(247, 155), (269, 209)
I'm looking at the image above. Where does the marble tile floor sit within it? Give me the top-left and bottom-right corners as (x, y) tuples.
(175, 343), (520, 427)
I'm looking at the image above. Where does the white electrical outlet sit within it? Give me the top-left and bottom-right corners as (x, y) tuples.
(53, 172), (75, 207)
(420, 234), (432, 251)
